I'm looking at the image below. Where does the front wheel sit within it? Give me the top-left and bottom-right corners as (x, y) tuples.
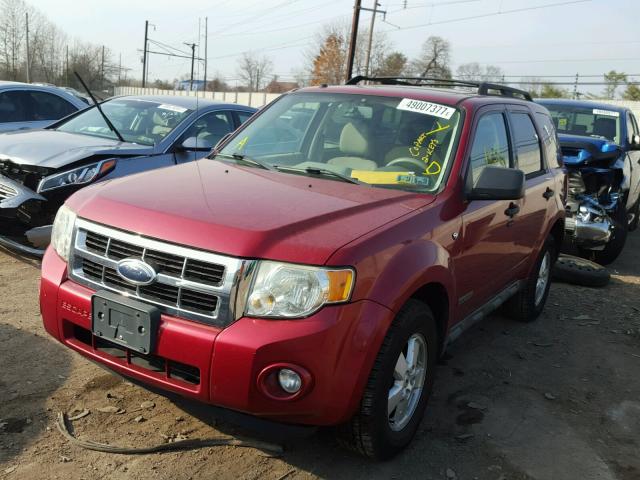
(338, 300), (438, 460)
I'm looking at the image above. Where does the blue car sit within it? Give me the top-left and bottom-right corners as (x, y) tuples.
(537, 99), (640, 264)
(0, 95), (256, 254)
(0, 81), (88, 132)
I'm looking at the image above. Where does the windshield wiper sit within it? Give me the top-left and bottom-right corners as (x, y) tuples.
(73, 71), (125, 142)
(274, 166), (362, 185)
(212, 153), (274, 170)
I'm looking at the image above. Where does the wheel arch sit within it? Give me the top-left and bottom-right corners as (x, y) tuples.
(407, 282), (449, 355)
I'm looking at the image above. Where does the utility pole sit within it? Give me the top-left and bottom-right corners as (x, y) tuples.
(573, 73), (579, 99)
(346, 0), (362, 82)
(118, 53), (122, 84)
(204, 16), (208, 92)
(25, 12), (30, 83)
(65, 45), (69, 86)
(364, 1), (379, 77)
(184, 42), (197, 91)
(142, 20), (149, 87)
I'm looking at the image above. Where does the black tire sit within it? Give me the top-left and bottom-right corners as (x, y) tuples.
(337, 300), (438, 460)
(502, 236), (555, 323)
(552, 254), (610, 287)
(578, 207), (627, 265)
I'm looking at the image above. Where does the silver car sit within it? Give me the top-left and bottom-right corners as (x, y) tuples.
(0, 81), (88, 132)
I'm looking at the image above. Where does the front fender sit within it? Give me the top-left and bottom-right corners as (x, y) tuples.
(360, 239), (454, 316)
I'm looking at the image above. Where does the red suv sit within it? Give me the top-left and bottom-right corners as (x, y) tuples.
(40, 77), (565, 459)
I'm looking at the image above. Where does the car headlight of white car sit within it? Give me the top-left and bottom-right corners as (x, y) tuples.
(245, 261), (355, 318)
(37, 159), (116, 193)
(50, 205), (77, 261)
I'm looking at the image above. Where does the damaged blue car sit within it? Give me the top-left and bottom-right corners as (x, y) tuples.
(537, 99), (640, 264)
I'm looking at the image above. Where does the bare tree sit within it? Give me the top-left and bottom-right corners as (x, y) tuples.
(375, 52), (407, 77)
(236, 52), (273, 91)
(456, 62), (504, 83)
(408, 36), (451, 78)
(0, 0), (28, 80)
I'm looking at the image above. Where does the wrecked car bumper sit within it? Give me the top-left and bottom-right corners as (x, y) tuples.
(0, 174), (49, 255)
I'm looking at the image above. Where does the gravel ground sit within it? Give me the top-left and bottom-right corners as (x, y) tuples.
(0, 233), (639, 480)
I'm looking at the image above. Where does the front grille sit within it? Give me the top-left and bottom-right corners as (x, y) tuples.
(69, 219), (243, 325)
(84, 231), (225, 284)
(0, 183), (17, 200)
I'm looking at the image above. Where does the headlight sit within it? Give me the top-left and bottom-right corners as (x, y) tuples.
(37, 159), (116, 193)
(245, 261), (354, 318)
(50, 205), (76, 261)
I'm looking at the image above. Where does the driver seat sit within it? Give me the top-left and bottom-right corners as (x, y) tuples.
(328, 122), (377, 171)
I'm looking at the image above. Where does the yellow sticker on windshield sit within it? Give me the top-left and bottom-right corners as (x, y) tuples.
(558, 118), (567, 130)
(350, 171), (410, 184)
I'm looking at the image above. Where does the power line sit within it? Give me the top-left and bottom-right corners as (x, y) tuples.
(380, 0), (592, 33)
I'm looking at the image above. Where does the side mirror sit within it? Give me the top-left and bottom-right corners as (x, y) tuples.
(467, 166), (525, 201)
(631, 134), (640, 149)
(180, 136), (213, 152)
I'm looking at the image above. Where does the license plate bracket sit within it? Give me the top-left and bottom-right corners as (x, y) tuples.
(91, 290), (160, 355)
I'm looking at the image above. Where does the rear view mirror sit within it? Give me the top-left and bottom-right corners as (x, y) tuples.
(180, 136), (213, 152)
(467, 166), (525, 201)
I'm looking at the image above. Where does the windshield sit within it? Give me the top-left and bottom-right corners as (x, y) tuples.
(218, 92), (461, 192)
(56, 99), (192, 145)
(540, 102), (621, 144)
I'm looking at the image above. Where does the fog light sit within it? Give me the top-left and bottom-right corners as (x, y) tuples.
(278, 368), (302, 394)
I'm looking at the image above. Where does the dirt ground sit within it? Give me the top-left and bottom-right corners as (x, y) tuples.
(1, 233), (639, 480)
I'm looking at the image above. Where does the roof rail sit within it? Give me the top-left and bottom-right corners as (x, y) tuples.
(346, 76), (533, 102)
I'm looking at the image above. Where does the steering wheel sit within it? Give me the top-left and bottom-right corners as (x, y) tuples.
(386, 157), (427, 171)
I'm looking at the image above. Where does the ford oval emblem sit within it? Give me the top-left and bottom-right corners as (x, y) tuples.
(116, 258), (157, 286)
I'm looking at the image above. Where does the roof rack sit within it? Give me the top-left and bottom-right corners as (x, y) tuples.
(346, 76), (533, 102)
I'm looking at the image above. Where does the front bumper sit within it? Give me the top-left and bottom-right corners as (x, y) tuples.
(40, 248), (395, 426)
(0, 174), (49, 255)
(0, 173), (46, 219)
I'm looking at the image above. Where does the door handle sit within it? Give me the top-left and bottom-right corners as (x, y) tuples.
(543, 187), (554, 200)
(504, 202), (520, 217)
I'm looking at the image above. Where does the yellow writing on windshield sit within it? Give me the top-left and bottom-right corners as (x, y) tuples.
(235, 136), (249, 150)
(409, 122), (451, 157)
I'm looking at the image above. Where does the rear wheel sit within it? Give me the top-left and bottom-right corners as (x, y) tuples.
(338, 300), (438, 460)
(503, 236), (555, 322)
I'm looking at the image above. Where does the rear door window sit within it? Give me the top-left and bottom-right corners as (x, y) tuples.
(509, 112), (543, 176)
(469, 111), (511, 183)
(0, 91), (29, 123)
(181, 111), (234, 146)
(27, 91), (77, 121)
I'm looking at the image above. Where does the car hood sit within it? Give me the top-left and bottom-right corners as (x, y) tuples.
(68, 160), (434, 265)
(0, 129), (152, 169)
(558, 133), (622, 166)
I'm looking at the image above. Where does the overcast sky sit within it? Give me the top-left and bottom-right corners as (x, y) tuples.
(33, 0), (640, 94)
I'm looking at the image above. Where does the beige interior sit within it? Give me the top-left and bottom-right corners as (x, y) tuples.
(328, 122), (378, 171)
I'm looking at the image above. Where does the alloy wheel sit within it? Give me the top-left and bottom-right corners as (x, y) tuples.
(388, 333), (427, 432)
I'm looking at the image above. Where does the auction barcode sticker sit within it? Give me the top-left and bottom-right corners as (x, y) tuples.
(593, 108), (619, 117)
(397, 98), (456, 119)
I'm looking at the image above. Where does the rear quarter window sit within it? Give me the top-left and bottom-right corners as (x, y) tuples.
(535, 112), (561, 168)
